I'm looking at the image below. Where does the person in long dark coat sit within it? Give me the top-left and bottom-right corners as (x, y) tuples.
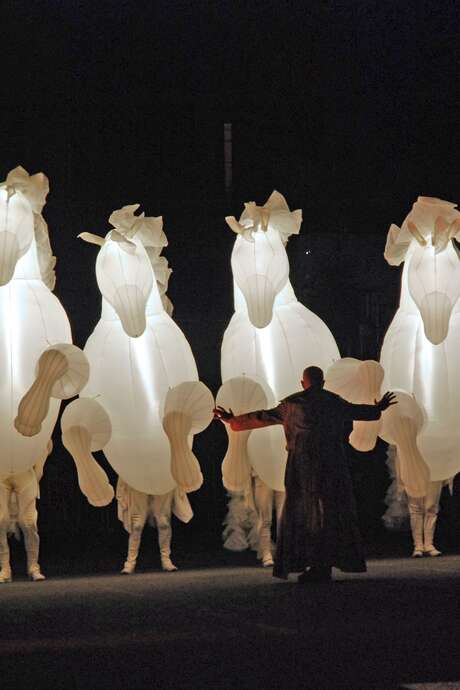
(214, 366), (396, 583)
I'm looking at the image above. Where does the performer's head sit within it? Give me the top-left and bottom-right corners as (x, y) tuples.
(301, 366), (324, 390)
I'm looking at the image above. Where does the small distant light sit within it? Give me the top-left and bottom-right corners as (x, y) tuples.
(305, 250), (311, 255)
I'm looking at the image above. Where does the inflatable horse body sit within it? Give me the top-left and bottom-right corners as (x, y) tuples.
(221, 191), (340, 492)
(77, 207), (214, 573)
(381, 196), (460, 484)
(0, 167), (83, 582)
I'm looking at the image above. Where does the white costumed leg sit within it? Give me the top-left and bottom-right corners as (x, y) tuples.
(254, 476), (275, 567)
(16, 471), (44, 581)
(117, 479), (148, 574)
(122, 516), (146, 574)
(407, 496), (424, 557)
(153, 492), (177, 572)
(0, 482), (12, 583)
(423, 481), (443, 557)
(274, 490), (285, 527)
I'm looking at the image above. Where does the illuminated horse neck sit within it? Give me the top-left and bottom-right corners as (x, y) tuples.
(226, 191), (302, 328)
(221, 191), (340, 498)
(80, 204), (170, 336)
(381, 196), (460, 483)
(78, 204), (214, 498)
(11, 219), (55, 287)
(233, 280), (297, 315)
(385, 196), (460, 345)
(0, 166), (55, 289)
(99, 241), (169, 327)
(223, 190), (339, 402)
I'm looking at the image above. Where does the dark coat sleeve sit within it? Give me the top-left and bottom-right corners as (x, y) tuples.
(229, 405), (284, 431)
(340, 400), (381, 422)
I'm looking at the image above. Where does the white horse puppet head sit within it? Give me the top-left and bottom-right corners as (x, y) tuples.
(385, 196), (460, 345)
(79, 204), (170, 337)
(225, 191), (302, 328)
(0, 166), (55, 287)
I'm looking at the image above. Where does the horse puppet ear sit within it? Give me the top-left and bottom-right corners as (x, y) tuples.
(264, 191), (302, 243)
(109, 229), (137, 254)
(264, 190), (290, 212)
(78, 232), (106, 247)
(225, 216), (255, 243)
(384, 224), (411, 266)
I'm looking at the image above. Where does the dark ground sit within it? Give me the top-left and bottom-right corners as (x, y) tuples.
(1, 544), (459, 690)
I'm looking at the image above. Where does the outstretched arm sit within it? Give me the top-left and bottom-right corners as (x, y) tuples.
(342, 391), (397, 422)
(214, 405), (284, 431)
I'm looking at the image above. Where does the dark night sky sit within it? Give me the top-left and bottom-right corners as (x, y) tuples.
(3, 1), (460, 355)
(2, 0), (460, 548)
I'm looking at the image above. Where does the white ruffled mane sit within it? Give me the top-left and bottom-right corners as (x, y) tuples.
(0, 166), (56, 289)
(109, 204), (173, 314)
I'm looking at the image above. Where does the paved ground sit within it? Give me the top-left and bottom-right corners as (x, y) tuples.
(1, 554), (459, 690)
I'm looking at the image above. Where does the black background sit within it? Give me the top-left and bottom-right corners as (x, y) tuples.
(2, 0), (460, 569)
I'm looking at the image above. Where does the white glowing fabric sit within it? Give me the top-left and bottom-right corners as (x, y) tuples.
(379, 391), (429, 498)
(95, 234), (154, 338)
(61, 398), (114, 507)
(0, 167), (80, 477)
(381, 196), (460, 481)
(216, 377), (268, 492)
(408, 241), (460, 345)
(325, 359), (429, 497)
(230, 228), (290, 329)
(15, 344), (89, 437)
(80, 205), (213, 495)
(221, 191), (340, 492)
(163, 382), (214, 493)
(325, 358), (384, 451)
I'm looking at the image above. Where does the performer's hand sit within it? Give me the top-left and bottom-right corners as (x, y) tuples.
(213, 406), (234, 422)
(375, 391), (397, 411)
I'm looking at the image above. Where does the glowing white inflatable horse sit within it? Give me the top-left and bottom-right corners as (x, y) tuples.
(0, 167), (93, 583)
(328, 198), (460, 556)
(76, 205), (214, 572)
(220, 191), (340, 564)
(380, 196), (460, 555)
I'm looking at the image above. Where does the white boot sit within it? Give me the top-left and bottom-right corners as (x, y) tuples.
(23, 523), (45, 581)
(28, 564), (46, 582)
(0, 569), (12, 583)
(258, 524), (274, 567)
(121, 528), (142, 574)
(253, 478), (275, 567)
(409, 512), (424, 557)
(158, 521), (177, 572)
(423, 514), (441, 557)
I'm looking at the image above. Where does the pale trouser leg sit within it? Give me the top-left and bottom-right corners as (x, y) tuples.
(0, 482), (12, 583)
(274, 490), (285, 525)
(407, 496), (424, 557)
(118, 483), (148, 574)
(254, 477), (275, 567)
(423, 481), (443, 556)
(16, 471), (44, 581)
(122, 513), (147, 574)
(152, 492), (177, 572)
